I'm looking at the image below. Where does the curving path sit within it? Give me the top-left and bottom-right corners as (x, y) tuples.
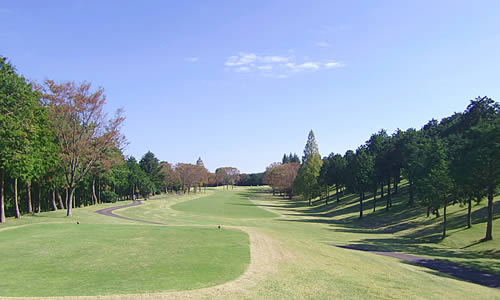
(90, 198), (286, 300)
(334, 244), (500, 289)
(95, 200), (166, 225)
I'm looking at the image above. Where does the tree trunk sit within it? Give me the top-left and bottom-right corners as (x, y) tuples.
(373, 188), (377, 212)
(434, 208), (440, 218)
(386, 178), (391, 211)
(98, 179), (101, 204)
(26, 181), (32, 214)
(359, 192), (363, 218)
(467, 196), (472, 229)
(67, 188), (75, 216)
(394, 176), (399, 194)
(484, 186), (494, 241)
(326, 188), (329, 205)
(336, 185), (340, 202)
(308, 198), (312, 206)
(441, 198), (447, 240)
(380, 183), (384, 201)
(56, 189), (64, 209)
(65, 188), (69, 209)
(51, 186), (57, 211)
(0, 169), (5, 223)
(36, 182), (41, 213)
(92, 179), (97, 205)
(14, 178), (20, 218)
(426, 206), (430, 217)
(408, 180), (414, 206)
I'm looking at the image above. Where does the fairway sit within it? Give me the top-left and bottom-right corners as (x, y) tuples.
(0, 223), (249, 297)
(0, 187), (499, 299)
(171, 188), (278, 219)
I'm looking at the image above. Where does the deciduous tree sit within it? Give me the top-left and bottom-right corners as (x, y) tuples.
(42, 80), (125, 216)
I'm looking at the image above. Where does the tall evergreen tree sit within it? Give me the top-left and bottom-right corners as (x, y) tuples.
(294, 130), (323, 205)
(139, 151), (163, 193)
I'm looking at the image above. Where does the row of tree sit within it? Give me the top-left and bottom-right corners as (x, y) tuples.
(0, 57), (249, 223)
(269, 97), (498, 241)
(0, 57), (126, 220)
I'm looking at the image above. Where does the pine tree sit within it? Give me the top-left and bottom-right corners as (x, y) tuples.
(294, 130), (323, 205)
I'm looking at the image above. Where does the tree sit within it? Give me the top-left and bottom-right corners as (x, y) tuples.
(414, 137), (453, 238)
(0, 57), (56, 221)
(127, 156), (143, 199)
(468, 104), (500, 241)
(328, 153), (347, 202)
(400, 128), (422, 207)
(196, 157), (205, 167)
(160, 162), (180, 192)
(215, 167), (240, 189)
(265, 163), (300, 198)
(139, 151), (163, 193)
(318, 156), (331, 203)
(294, 130), (322, 205)
(42, 80), (125, 216)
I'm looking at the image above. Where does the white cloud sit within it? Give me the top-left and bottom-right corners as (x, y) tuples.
(315, 41), (331, 48)
(285, 62), (320, 71)
(298, 62), (320, 70)
(261, 55), (290, 63)
(236, 66), (251, 72)
(186, 57), (199, 62)
(258, 65), (273, 71)
(325, 62), (343, 68)
(225, 52), (257, 66)
(224, 51), (343, 78)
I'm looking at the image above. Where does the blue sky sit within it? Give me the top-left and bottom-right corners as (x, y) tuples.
(1, 1), (499, 173)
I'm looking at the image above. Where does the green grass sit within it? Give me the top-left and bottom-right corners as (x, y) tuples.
(171, 187), (278, 219)
(1, 186), (499, 299)
(275, 181), (500, 275)
(0, 223), (249, 297)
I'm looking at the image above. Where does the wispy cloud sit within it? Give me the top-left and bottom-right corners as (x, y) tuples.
(315, 41), (331, 48)
(325, 62), (343, 68)
(186, 57), (199, 62)
(224, 52), (343, 78)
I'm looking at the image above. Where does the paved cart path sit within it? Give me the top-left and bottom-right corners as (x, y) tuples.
(95, 200), (166, 225)
(334, 244), (500, 289)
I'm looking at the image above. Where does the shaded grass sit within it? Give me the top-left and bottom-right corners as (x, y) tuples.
(271, 182), (500, 275)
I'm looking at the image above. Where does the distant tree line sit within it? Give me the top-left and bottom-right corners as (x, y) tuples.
(268, 97), (499, 241)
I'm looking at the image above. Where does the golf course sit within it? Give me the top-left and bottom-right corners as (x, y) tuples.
(0, 186), (498, 299)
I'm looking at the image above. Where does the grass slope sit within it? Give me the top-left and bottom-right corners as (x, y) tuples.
(284, 181), (500, 275)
